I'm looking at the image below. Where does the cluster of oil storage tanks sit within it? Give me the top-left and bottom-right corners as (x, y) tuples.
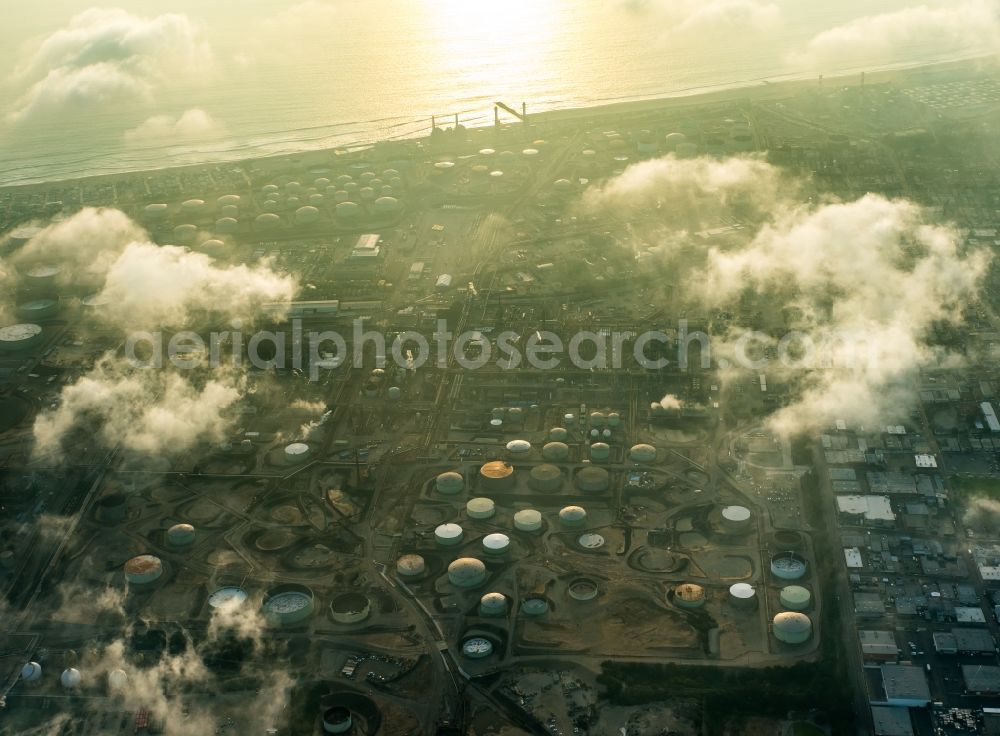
(19, 662), (131, 693)
(256, 170), (404, 230)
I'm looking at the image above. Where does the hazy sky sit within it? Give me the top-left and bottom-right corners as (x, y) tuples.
(1, 1), (996, 182)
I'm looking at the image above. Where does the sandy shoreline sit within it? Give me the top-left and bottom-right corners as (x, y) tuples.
(1, 53), (995, 194)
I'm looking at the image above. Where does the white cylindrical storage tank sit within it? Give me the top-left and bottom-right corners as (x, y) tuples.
(255, 213), (281, 230)
(728, 583), (758, 610)
(482, 532), (510, 556)
(529, 464), (562, 492)
(374, 196), (400, 216)
(629, 444), (656, 463)
(563, 413), (576, 426)
(220, 204), (240, 219)
(479, 461), (515, 491)
(61, 668), (82, 690)
(217, 194), (241, 209)
(20, 662), (42, 684)
(773, 612), (812, 645)
(674, 583), (707, 609)
(396, 554), (425, 578)
(294, 205), (320, 225)
(359, 186), (375, 202)
(199, 238), (225, 252)
(542, 441), (569, 461)
(448, 557), (486, 588)
(173, 224), (198, 244)
(559, 505), (587, 529)
(334, 190), (350, 203)
(607, 412), (621, 427)
(124, 554), (163, 585)
(284, 442), (311, 465)
(16, 299), (59, 321)
(181, 199), (206, 216)
(548, 427), (568, 441)
(479, 592), (507, 617)
(779, 585), (812, 611)
(286, 196), (302, 209)
(285, 181), (302, 195)
(166, 523), (196, 548)
(576, 466), (610, 493)
(513, 509), (542, 532)
(436, 471), (464, 495)
(215, 217), (238, 234)
(335, 201), (360, 221)
(143, 203), (168, 220)
(262, 184), (280, 196)
(107, 669), (128, 693)
(721, 505), (752, 533)
(435, 523), (463, 547)
(505, 439), (531, 458)
(589, 442), (611, 462)
(466, 497), (496, 520)
(589, 411), (605, 428)
(309, 193), (325, 206)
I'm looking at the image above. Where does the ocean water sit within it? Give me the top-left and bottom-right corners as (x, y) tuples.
(0, 0), (991, 185)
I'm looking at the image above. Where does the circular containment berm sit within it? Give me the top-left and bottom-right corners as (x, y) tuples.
(435, 523), (464, 547)
(330, 592), (371, 624)
(322, 706), (353, 734)
(480, 461), (515, 491)
(529, 464), (562, 492)
(779, 585), (812, 611)
(396, 554), (426, 578)
(436, 471), (464, 495)
(773, 611), (812, 644)
(124, 555), (163, 586)
(521, 597), (549, 616)
(568, 578), (599, 601)
(448, 558), (486, 588)
(262, 584), (315, 626)
(770, 551), (808, 581)
(479, 592), (508, 616)
(674, 583), (706, 609)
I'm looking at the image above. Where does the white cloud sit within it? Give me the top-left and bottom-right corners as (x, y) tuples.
(582, 156), (990, 436)
(790, 1), (1000, 70)
(624, 0), (781, 33)
(33, 353), (244, 459)
(8, 8), (212, 124)
(95, 241), (295, 330)
(125, 108), (226, 143)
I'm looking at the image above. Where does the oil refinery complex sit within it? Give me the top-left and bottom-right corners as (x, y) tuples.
(1, 61), (1000, 735)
